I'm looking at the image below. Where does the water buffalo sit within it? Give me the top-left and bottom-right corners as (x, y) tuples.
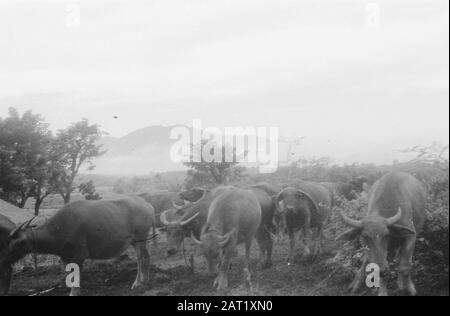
(0, 196), (155, 296)
(273, 181), (332, 264)
(163, 183), (278, 268)
(160, 186), (234, 256)
(138, 191), (184, 227)
(246, 183), (281, 268)
(0, 214), (15, 296)
(338, 172), (427, 296)
(191, 188), (262, 291)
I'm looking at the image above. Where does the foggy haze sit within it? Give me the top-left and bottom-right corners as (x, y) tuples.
(0, 0), (448, 168)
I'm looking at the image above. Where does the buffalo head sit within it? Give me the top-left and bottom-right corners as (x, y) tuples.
(0, 217), (36, 296)
(191, 229), (235, 276)
(337, 208), (414, 273)
(160, 207), (199, 256)
(272, 187), (318, 218)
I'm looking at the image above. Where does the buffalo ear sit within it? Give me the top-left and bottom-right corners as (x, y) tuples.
(336, 228), (361, 241)
(389, 224), (416, 237)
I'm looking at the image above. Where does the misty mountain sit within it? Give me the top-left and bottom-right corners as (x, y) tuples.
(90, 125), (428, 175)
(93, 126), (187, 174)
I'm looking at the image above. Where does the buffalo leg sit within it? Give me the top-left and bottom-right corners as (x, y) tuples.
(69, 263), (83, 297)
(287, 230), (296, 265)
(397, 236), (417, 296)
(378, 277), (388, 296)
(244, 240), (254, 292)
(256, 228), (273, 269)
(349, 256), (367, 295)
(299, 229), (311, 257)
(152, 223), (158, 248)
(312, 227), (323, 259)
(265, 232), (273, 268)
(303, 212), (312, 257)
(63, 249), (87, 297)
(214, 252), (232, 292)
(132, 242), (150, 290)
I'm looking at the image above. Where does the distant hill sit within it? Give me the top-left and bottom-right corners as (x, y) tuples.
(88, 124), (429, 175)
(91, 124), (282, 175)
(92, 126), (188, 174)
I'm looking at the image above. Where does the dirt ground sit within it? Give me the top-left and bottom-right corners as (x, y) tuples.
(9, 233), (449, 297)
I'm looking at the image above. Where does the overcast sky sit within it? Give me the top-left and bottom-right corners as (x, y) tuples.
(0, 0), (448, 164)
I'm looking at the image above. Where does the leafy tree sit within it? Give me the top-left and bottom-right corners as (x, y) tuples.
(28, 142), (62, 215)
(183, 140), (245, 188)
(53, 119), (105, 204)
(79, 180), (102, 200)
(0, 108), (52, 208)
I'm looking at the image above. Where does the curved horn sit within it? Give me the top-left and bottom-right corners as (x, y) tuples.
(160, 210), (174, 226)
(9, 222), (28, 239)
(275, 191), (282, 202)
(195, 188), (209, 203)
(26, 216), (37, 227)
(386, 207), (402, 226)
(218, 230), (235, 248)
(340, 210), (363, 229)
(9, 217), (36, 239)
(296, 189), (321, 212)
(190, 231), (202, 245)
(172, 201), (184, 211)
(179, 212), (200, 227)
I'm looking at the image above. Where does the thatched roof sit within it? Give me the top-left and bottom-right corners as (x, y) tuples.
(0, 199), (34, 224)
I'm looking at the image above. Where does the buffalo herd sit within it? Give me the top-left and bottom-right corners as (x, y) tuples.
(0, 172), (429, 296)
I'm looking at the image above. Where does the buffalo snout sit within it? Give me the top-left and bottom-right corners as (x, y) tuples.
(167, 248), (178, 256)
(285, 206), (295, 212)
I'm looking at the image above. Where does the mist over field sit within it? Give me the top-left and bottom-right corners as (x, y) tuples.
(1, 0), (448, 174)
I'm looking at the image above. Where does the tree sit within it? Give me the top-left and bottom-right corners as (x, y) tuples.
(0, 108), (52, 208)
(29, 144), (63, 215)
(402, 143), (449, 165)
(53, 119), (105, 204)
(402, 142), (449, 200)
(79, 180), (102, 200)
(183, 140), (245, 188)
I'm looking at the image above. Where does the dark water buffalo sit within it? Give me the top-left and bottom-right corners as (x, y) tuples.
(273, 181), (332, 264)
(0, 214), (15, 295)
(0, 197), (155, 296)
(138, 191), (184, 226)
(191, 188), (262, 291)
(159, 187), (233, 256)
(163, 183), (278, 268)
(246, 183), (281, 268)
(338, 172), (427, 296)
